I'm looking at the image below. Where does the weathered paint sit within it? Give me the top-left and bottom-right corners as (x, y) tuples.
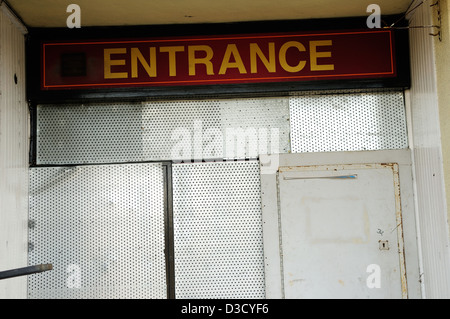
(407, 0), (450, 298)
(392, 163), (408, 298)
(261, 152), (421, 299)
(0, 3), (29, 299)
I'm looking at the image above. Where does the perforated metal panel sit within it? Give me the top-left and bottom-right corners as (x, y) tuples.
(28, 163), (167, 299)
(219, 98), (289, 159)
(172, 161), (265, 299)
(37, 103), (145, 164)
(142, 100), (222, 161)
(37, 97), (290, 165)
(289, 91), (408, 153)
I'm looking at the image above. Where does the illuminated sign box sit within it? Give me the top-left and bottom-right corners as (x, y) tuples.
(41, 29), (396, 90)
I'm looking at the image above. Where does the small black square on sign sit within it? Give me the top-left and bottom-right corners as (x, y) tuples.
(61, 53), (87, 77)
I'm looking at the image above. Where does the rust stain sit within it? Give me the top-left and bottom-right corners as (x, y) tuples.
(289, 278), (306, 286)
(391, 163), (408, 298)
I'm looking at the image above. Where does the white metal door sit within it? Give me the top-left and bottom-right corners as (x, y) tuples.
(279, 164), (405, 298)
(260, 151), (421, 299)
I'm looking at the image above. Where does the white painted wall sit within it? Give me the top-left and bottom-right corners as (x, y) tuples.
(407, 0), (450, 298)
(0, 3), (28, 299)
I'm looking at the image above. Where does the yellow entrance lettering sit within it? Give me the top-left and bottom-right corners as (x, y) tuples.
(104, 48), (128, 79)
(310, 40), (334, 71)
(250, 42), (276, 74)
(219, 44), (247, 75)
(188, 45), (214, 76)
(160, 46), (185, 77)
(130, 47), (157, 78)
(279, 41), (306, 73)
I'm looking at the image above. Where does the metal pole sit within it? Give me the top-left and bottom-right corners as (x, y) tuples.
(0, 264), (53, 280)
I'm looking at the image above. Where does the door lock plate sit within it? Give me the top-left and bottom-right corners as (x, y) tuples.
(379, 240), (389, 250)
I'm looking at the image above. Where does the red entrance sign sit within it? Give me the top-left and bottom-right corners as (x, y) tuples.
(41, 30), (396, 90)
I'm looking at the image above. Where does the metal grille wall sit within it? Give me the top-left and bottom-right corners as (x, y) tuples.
(172, 161), (265, 299)
(36, 97), (290, 165)
(30, 91), (408, 299)
(28, 163), (168, 299)
(36, 92), (408, 165)
(289, 91), (408, 153)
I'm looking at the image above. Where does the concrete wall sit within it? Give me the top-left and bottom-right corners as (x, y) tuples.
(0, 4), (29, 299)
(434, 0), (450, 230)
(407, 0), (450, 298)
